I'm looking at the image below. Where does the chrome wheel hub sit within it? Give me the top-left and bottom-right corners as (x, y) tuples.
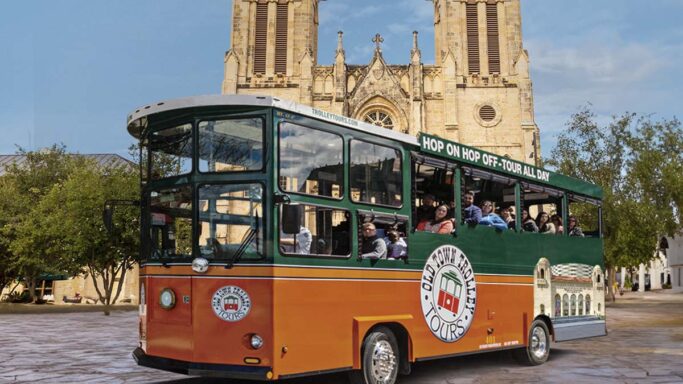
(530, 326), (548, 360)
(370, 340), (396, 383)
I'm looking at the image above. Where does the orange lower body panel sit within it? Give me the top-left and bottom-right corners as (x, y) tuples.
(270, 277), (533, 377)
(140, 267), (533, 380)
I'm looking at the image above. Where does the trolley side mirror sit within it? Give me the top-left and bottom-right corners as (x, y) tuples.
(281, 204), (301, 235)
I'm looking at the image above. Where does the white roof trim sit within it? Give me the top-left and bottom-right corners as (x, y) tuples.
(126, 94), (419, 145)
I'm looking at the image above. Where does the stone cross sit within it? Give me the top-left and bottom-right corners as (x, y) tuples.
(372, 33), (384, 52)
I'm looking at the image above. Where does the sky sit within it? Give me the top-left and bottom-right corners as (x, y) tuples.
(1, 0), (681, 160)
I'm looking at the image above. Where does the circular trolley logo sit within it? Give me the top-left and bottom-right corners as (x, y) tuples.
(420, 245), (477, 342)
(211, 286), (252, 322)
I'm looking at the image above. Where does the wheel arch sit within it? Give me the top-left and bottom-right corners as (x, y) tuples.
(353, 318), (413, 376)
(534, 314), (555, 341)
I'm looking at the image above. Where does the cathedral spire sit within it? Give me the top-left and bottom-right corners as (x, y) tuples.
(411, 30), (421, 58)
(336, 31), (345, 56)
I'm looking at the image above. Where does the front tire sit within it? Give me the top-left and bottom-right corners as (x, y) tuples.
(513, 319), (550, 365)
(349, 326), (399, 384)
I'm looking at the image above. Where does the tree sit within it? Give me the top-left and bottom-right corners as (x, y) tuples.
(1, 145), (78, 302)
(548, 107), (683, 300)
(39, 160), (139, 314)
(0, 176), (19, 295)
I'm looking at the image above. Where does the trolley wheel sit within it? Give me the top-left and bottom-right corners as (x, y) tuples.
(513, 319), (551, 365)
(349, 326), (399, 384)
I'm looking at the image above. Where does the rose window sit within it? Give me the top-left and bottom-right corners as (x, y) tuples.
(363, 110), (394, 130)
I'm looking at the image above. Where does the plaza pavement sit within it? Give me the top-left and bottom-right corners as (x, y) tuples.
(0, 290), (681, 383)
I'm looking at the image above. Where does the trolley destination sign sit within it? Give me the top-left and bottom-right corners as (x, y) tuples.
(419, 133), (603, 199)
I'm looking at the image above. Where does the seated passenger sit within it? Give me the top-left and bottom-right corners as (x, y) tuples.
(551, 214), (564, 235)
(500, 206), (516, 230)
(478, 201), (508, 231)
(361, 222), (387, 259)
(521, 209), (539, 232)
(447, 200), (456, 219)
(417, 204), (454, 234)
(385, 230), (407, 259)
(463, 191), (482, 225)
(415, 193), (436, 223)
(536, 212), (556, 234)
(568, 216), (585, 237)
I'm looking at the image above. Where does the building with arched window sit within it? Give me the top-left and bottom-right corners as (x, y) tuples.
(534, 258), (605, 319)
(222, 0), (541, 165)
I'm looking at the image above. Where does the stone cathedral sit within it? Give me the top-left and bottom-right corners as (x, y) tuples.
(222, 0), (541, 164)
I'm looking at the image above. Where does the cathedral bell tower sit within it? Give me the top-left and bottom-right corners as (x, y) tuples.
(431, 0), (540, 164)
(222, 0), (319, 104)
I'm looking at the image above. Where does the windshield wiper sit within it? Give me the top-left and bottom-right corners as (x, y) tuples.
(225, 212), (260, 269)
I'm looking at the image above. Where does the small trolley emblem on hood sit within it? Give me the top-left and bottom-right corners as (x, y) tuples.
(211, 286), (252, 322)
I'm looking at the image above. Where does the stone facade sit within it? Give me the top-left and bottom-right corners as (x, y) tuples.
(666, 235), (683, 291)
(222, 0), (541, 164)
(0, 259), (138, 307)
(620, 235), (680, 292)
(0, 265), (139, 305)
(52, 265), (140, 305)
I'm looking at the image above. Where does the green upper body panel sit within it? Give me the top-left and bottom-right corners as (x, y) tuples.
(130, 97), (604, 276)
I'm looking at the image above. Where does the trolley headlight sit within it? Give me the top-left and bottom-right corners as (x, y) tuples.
(159, 288), (176, 310)
(250, 334), (264, 350)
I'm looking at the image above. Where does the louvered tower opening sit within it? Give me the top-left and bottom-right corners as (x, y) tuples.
(275, 3), (288, 74)
(487, 3), (501, 74)
(253, 2), (268, 74)
(466, 3), (480, 74)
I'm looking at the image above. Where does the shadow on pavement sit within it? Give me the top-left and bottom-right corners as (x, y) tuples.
(151, 349), (531, 384)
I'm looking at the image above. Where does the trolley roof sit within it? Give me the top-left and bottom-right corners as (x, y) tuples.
(126, 94), (418, 145)
(126, 94), (602, 200)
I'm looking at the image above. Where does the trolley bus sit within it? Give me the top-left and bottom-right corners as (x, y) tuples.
(124, 95), (606, 383)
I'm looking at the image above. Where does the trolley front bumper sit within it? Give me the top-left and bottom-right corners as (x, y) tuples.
(133, 347), (272, 381)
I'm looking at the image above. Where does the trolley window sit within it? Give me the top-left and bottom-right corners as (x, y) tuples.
(198, 183), (264, 261)
(148, 186), (193, 260)
(198, 118), (264, 173)
(279, 204), (351, 257)
(350, 140), (402, 207)
(150, 123), (193, 179)
(279, 122), (343, 198)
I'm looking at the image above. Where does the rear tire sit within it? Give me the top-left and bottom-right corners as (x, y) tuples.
(513, 319), (550, 365)
(349, 326), (399, 384)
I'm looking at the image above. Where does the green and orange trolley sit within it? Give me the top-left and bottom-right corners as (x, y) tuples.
(126, 95), (606, 383)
